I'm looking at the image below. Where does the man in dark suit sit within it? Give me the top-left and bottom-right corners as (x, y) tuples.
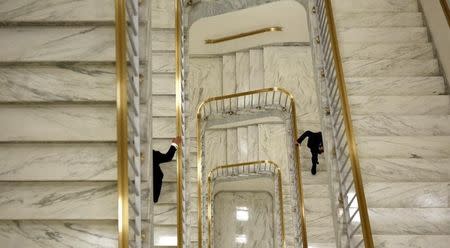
(297, 131), (323, 175)
(153, 137), (181, 203)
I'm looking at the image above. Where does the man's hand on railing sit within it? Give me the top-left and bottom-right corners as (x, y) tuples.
(172, 136), (182, 146)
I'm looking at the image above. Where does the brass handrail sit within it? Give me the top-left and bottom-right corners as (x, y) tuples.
(323, 0), (374, 247)
(196, 87), (308, 248)
(207, 161), (286, 248)
(440, 0), (450, 27)
(205, 26), (283, 44)
(115, 0), (129, 247)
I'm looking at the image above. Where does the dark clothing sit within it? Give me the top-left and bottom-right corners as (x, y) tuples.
(153, 145), (177, 203)
(297, 131), (323, 173)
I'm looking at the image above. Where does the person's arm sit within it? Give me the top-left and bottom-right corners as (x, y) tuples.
(297, 131), (313, 144)
(158, 137), (182, 164)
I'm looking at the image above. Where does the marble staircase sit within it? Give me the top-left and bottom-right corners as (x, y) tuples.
(332, 0), (450, 246)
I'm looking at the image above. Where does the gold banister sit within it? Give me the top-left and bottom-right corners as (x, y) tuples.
(115, 0), (129, 247)
(440, 0), (450, 27)
(324, 0), (374, 247)
(204, 26), (283, 44)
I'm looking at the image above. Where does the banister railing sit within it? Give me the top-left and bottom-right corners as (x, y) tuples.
(115, 0), (142, 247)
(314, 0), (374, 247)
(204, 26), (283, 44)
(207, 161), (286, 248)
(196, 88), (308, 248)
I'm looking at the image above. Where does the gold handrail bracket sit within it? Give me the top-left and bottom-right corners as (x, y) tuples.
(115, 0), (129, 247)
(205, 26), (282, 44)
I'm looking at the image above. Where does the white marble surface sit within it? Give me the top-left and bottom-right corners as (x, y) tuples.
(352, 115), (450, 136)
(152, 29), (175, 51)
(371, 235), (450, 248)
(346, 77), (445, 96)
(213, 192), (274, 248)
(357, 136), (450, 158)
(247, 125), (259, 161)
(154, 204), (177, 225)
(0, 27), (114, 62)
(338, 27), (428, 43)
(153, 52), (176, 73)
(152, 73), (176, 95)
(236, 52), (250, 93)
(0, 64), (115, 102)
(258, 124), (289, 179)
(332, 0), (418, 12)
(343, 59), (439, 77)
(341, 43), (433, 60)
(153, 117), (176, 138)
(0, 104), (115, 141)
(205, 130), (227, 170)
(237, 127), (248, 163)
(0, 220), (117, 248)
(227, 129), (238, 164)
(152, 0), (174, 28)
(0, 143), (115, 181)
(349, 96), (450, 115)
(223, 54), (237, 95)
(335, 12), (423, 28)
(152, 95), (176, 117)
(249, 49), (264, 90)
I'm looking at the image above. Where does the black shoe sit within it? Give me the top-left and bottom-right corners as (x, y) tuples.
(311, 164), (317, 175)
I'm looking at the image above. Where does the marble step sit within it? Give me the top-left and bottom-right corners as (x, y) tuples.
(346, 77), (446, 96)
(153, 73), (175, 95)
(332, 0), (418, 12)
(352, 115), (450, 136)
(349, 96), (450, 115)
(0, 64), (116, 102)
(247, 125), (259, 161)
(226, 129), (238, 164)
(341, 43), (434, 60)
(237, 127), (248, 162)
(204, 129), (227, 168)
(343, 59), (439, 77)
(152, 0), (175, 29)
(305, 226), (337, 244)
(249, 49), (264, 90)
(153, 117), (176, 138)
(335, 12), (423, 28)
(222, 54), (236, 95)
(357, 136), (450, 158)
(158, 182), (177, 204)
(370, 235), (450, 248)
(0, 181), (147, 219)
(0, 142), (116, 181)
(364, 182), (448, 208)
(369, 208), (450, 235)
(303, 198), (333, 227)
(153, 95), (176, 117)
(154, 204), (177, 225)
(360, 158), (450, 182)
(0, 220), (117, 248)
(339, 27), (428, 43)
(154, 225), (177, 246)
(235, 51), (250, 93)
(153, 52), (175, 73)
(152, 29), (175, 51)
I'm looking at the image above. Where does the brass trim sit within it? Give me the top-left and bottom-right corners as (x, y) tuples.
(115, 0), (129, 247)
(175, 0), (184, 247)
(196, 87), (308, 248)
(206, 161), (286, 248)
(205, 26), (282, 44)
(440, 0), (450, 27)
(324, 0), (374, 247)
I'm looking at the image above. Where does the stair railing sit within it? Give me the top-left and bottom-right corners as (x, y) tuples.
(313, 0), (374, 247)
(196, 88), (308, 248)
(206, 161), (286, 248)
(115, 0), (142, 247)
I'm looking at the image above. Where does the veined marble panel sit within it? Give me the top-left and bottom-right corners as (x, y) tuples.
(0, 143), (115, 181)
(0, 182), (119, 219)
(223, 54), (236, 95)
(205, 130), (227, 171)
(213, 192), (273, 248)
(152, 52), (175, 73)
(357, 136), (450, 158)
(340, 43), (434, 60)
(343, 59), (439, 77)
(153, 95), (176, 117)
(247, 125), (259, 161)
(332, 0), (418, 12)
(302, 171), (329, 185)
(227, 129), (238, 164)
(160, 161), (177, 182)
(237, 127), (248, 163)
(303, 198), (333, 227)
(371, 235), (450, 248)
(0, 27), (115, 62)
(154, 225), (177, 246)
(158, 182), (177, 204)
(334, 12), (423, 28)
(153, 117), (176, 138)
(152, 73), (176, 95)
(303, 184), (332, 199)
(352, 115), (450, 136)
(258, 124), (289, 180)
(154, 204), (177, 225)
(306, 226), (337, 243)
(0, 220), (117, 248)
(345, 77), (445, 96)
(338, 27), (428, 43)
(249, 49), (264, 90)
(369, 208), (450, 235)
(349, 96), (450, 115)
(236, 52), (250, 93)
(152, 29), (175, 51)
(0, 64), (115, 102)
(0, 104), (115, 141)
(360, 158), (450, 182)
(152, 0), (175, 29)
(365, 182), (448, 208)
(0, 0), (114, 22)
(263, 46), (320, 123)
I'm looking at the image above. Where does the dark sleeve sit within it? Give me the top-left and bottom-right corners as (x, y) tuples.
(297, 131), (313, 144)
(158, 145), (177, 164)
(311, 152), (319, 165)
